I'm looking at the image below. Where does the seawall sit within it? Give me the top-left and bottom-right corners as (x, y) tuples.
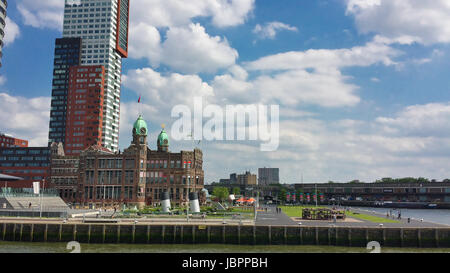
(1, 223), (450, 248)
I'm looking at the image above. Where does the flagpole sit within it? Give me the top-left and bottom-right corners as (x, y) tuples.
(138, 95), (142, 116)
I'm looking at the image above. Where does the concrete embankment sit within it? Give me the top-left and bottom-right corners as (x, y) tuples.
(1, 222), (449, 248)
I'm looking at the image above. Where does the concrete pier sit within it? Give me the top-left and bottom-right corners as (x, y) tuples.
(1, 221), (449, 248)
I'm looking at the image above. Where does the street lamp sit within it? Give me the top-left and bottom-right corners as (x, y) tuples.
(40, 178), (46, 219)
(186, 175), (190, 222)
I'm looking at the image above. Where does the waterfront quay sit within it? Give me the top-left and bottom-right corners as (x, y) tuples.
(1, 211), (449, 248)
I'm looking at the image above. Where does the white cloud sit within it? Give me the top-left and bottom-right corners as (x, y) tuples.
(252, 69), (360, 107)
(245, 38), (400, 71)
(346, 0), (450, 45)
(0, 93), (50, 146)
(129, 23), (239, 74)
(160, 23), (239, 74)
(128, 23), (162, 66)
(122, 67), (214, 109)
(219, 38), (402, 108)
(201, 102), (450, 183)
(4, 17), (21, 46)
(127, 0), (252, 72)
(130, 0), (255, 28)
(253, 21), (298, 40)
(17, 0), (64, 31)
(212, 67), (360, 108)
(376, 102), (450, 138)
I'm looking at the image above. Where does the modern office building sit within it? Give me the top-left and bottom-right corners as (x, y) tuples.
(48, 38), (82, 145)
(0, 146), (51, 188)
(65, 65), (105, 155)
(57, 0), (130, 152)
(219, 173), (237, 185)
(258, 167), (279, 186)
(0, 0), (6, 67)
(0, 133), (28, 148)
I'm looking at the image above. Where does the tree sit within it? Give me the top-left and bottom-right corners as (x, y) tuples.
(278, 188), (287, 203)
(348, 180), (361, 184)
(232, 187), (241, 195)
(212, 187), (229, 203)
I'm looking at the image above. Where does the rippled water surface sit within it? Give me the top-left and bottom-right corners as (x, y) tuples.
(351, 207), (450, 225)
(0, 241), (449, 253)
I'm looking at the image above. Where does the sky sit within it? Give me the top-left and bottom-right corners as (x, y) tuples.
(1, 0), (450, 184)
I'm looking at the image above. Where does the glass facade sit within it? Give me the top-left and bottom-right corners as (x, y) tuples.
(48, 38), (82, 145)
(116, 0), (129, 57)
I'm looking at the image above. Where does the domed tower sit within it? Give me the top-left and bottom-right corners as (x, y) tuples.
(132, 115), (148, 146)
(157, 125), (169, 152)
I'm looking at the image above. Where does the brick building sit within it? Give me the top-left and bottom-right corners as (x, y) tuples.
(0, 146), (51, 188)
(0, 133), (28, 148)
(50, 115), (205, 209)
(49, 143), (80, 204)
(65, 65), (105, 155)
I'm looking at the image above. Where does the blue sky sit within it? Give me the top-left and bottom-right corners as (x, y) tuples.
(1, 0), (450, 184)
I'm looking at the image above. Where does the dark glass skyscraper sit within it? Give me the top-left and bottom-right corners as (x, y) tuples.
(48, 38), (82, 145)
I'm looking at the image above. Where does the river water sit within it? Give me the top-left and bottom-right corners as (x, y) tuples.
(350, 207), (450, 226)
(0, 241), (449, 253)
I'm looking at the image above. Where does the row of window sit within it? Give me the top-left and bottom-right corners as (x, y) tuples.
(83, 186), (134, 201)
(0, 163), (50, 167)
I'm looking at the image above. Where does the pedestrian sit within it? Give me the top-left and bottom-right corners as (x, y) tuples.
(407, 217), (411, 223)
(28, 202), (32, 209)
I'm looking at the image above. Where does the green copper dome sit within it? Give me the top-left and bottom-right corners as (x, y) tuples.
(157, 129), (170, 147)
(133, 115), (148, 136)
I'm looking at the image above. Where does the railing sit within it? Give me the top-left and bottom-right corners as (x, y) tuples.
(0, 188), (59, 198)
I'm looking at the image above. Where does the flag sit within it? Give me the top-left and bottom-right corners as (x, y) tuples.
(33, 182), (40, 195)
(138, 95), (141, 103)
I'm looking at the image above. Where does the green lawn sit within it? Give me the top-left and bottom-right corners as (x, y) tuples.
(279, 206), (324, 217)
(279, 206), (400, 223)
(346, 211), (400, 223)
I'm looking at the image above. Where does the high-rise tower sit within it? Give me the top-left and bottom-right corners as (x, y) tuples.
(0, 0), (7, 67)
(49, 0), (130, 152)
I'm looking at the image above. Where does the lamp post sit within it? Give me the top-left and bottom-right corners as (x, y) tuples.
(315, 183), (318, 207)
(40, 178), (45, 219)
(186, 175), (190, 222)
